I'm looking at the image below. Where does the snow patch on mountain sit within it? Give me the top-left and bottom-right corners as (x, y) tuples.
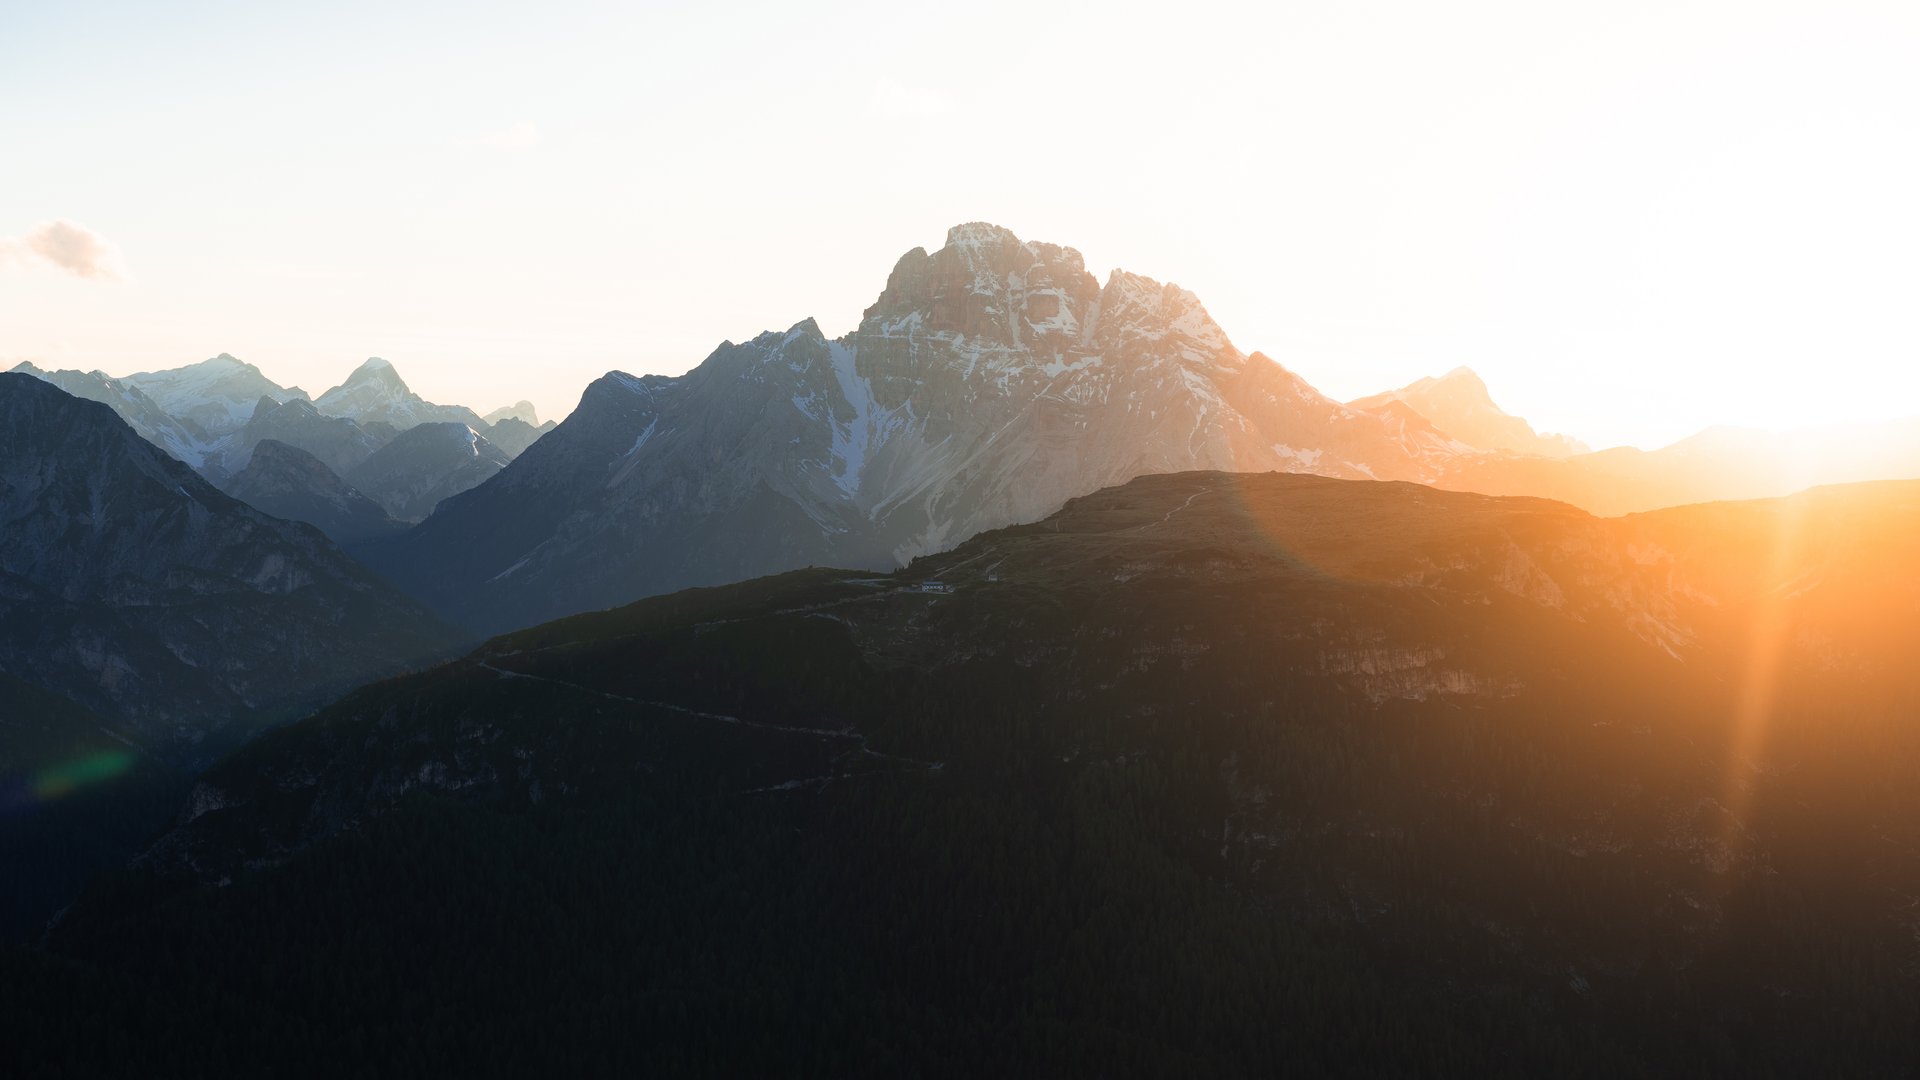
(124, 354), (306, 438)
(827, 343), (906, 500)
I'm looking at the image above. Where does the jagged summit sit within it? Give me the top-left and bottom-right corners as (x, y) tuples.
(860, 223), (1100, 347)
(373, 221), (1473, 633)
(184, 352), (247, 371)
(334, 356), (405, 389)
(349, 356), (399, 379)
(944, 220), (1020, 247)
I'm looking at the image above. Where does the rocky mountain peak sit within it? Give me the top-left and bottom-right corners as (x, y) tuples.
(122, 353), (308, 439)
(1095, 270), (1235, 365)
(371, 222), (1511, 634)
(859, 223), (1100, 347)
(342, 356), (405, 387)
(315, 357), (483, 433)
(943, 221), (1019, 249)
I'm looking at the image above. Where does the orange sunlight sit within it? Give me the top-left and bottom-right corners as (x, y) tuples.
(1716, 493), (1812, 865)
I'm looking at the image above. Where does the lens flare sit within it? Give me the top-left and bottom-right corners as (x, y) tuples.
(33, 749), (136, 799)
(1, 749), (137, 816)
(1715, 494), (1812, 867)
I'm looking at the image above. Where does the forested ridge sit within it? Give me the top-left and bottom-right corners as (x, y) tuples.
(7, 473), (1920, 1076)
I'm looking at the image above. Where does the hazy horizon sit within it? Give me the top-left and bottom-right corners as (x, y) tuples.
(6, 0), (1918, 448)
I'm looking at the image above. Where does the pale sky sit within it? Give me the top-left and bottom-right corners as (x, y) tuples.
(3, 0), (1917, 448)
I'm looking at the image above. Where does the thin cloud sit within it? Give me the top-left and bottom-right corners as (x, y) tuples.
(0, 220), (127, 281)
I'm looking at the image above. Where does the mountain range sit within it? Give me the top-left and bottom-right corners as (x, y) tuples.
(17, 223), (1917, 640)
(0, 372), (460, 758)
(366, 223), (1502, 632)
(10, 354), (552, 535)
(363, 222), (1920, 634)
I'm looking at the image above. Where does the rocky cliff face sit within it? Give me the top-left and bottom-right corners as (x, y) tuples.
(373, 223), (1479, 633)
(204, 396), (395, 482)
(222, 439), (404, 545)
(122, 354), (307, 439)
(0, 374), (460, 759)
(345, 422), (510, 522)
(316, 358), (485, 431)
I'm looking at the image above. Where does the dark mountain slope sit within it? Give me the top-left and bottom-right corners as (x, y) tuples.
(6, 361), (218, 470)
(344, 421), (510, 522)
(221, 439), (405, 545)
(0, 373), (463, 758)
(28, 472), (1920, 1074)
(0, 675), (186, 939)
(211, 396), (391, 481)
(476, 415), (555, 458)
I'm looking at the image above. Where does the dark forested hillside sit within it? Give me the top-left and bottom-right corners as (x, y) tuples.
(0, 374), (467, 940)
(0, 675), (188, 940)
(0, 374), (463, 752)
(9, 472), (1920, 1075)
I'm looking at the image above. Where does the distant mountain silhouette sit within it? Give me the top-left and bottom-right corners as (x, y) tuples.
(1350, 366), (1587, 457)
